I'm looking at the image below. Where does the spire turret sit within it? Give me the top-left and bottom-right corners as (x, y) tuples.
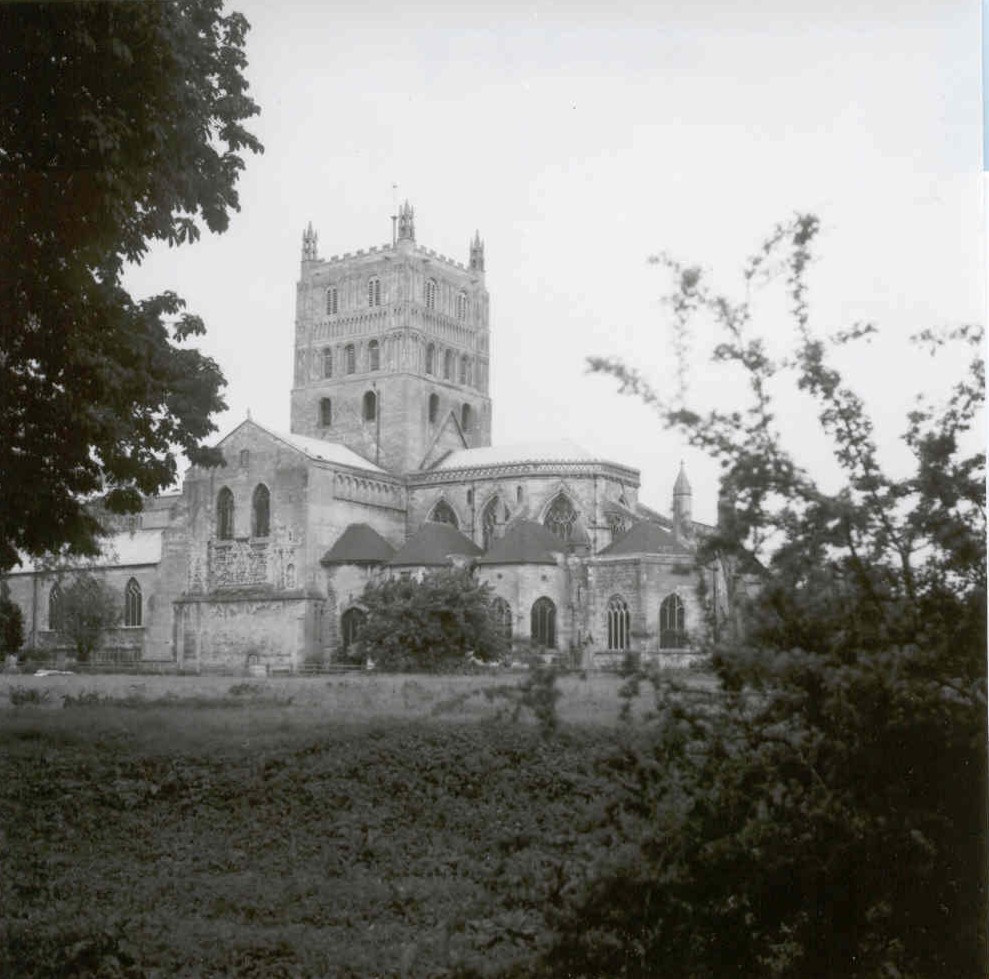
(673, 461), (693, 543)
(301, 222), (318, 262)
(397, 200), (415, 242)
(469, 230), (485, 272)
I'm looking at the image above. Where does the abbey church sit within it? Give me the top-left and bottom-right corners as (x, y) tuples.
(8, 205), (733, 670)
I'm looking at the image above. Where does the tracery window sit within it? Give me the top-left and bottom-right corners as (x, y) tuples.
(341, 607), (366, 654)
(544, 494), (578, 542)
(531, 597), (556, 649)
(368, 339), (380, 371)
(491, 597), (512, 642)
(609, 514), (631, 543)
(345, 344), (356, 374)
(425, 343), (435, 374)
(216, 487), (235, 540)
(461, 404), (472, 431)
(325, 287), (338, 315)
(443, 349), (453, 380)
(322, 347), (333, 379)
(659, 594), (687, 649)
(429, 500), (459, 528)
(481, 496), (501, 550)
(252, 484), (270, 538)
(456, 292), (468, 321)
(124, 577), (142, 628)
(363, 390), (377, 422)
(368, 277), (381, 307)
(606, 595), (631, 651)
(48, 583), (64, 632)
(428, 393), (439, 424)
(425, 278), (437, 310)
(320, 397), (332, 427)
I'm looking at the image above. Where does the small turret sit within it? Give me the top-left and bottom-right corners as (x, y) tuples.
(673, 461), (693, 543)
(469, 230), (485, 272)
(397, 200), (415, 242)
(301, 222), (318, 262)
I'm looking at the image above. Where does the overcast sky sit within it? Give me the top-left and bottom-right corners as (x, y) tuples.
(123, 0), (984, 523)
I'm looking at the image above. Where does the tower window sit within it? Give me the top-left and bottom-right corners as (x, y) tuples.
(425, 343), (435, 375)
(239, 449), (250, 468)
(216, 487), (235, 540)
(252, 484), (270, 538)
(456, 292), (468, 320)
(461, 403), (472, 431)
(363, 390), (377, 422)
(368, 277), (381, 307)
(443, 349), (453, 380)
(322, 347), (333, 379)
(345, 344), (356, 374)
(368, 339), (380, 371)
(459, 354), (472, 386)
(320, 397), (332, 427)
(325, 287), (338, 315)
(428, 393), (439, 424)
(124, 578), (142, 628)
(425, 278), (437, 310)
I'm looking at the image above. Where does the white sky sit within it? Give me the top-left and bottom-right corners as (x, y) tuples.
(124, 0), (985, 524)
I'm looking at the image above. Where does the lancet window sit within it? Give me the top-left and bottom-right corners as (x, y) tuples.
(606, 595), (631, 651)
(124, 578), (142, 628)
(531, 597), (556, 649)
(216, 487), (235, 540)
(659, 594), (687, 649)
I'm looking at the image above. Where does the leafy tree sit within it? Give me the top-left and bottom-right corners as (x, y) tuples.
(58, 572), (120, 662)
(355, 568), (509, 672)
(0, 581), (25, 656)
(0, 1), (263, 571)
(529, 216), (986, 977)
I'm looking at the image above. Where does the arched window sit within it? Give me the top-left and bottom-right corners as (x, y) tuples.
(461, 404), (471, 431)
(425, 278), (437, 310)
(466, 489), (474, 506)
(428, 392), (439, 424)
(481, 496), (501, 549)
(320, 397), (332, 427)
(341, 607), (367, 654)
(456, 292), (468, 321)
(363, 390), (377, 422)
(606, 596), (631, 651)
(660, 594), (687, 649)
(491, 597), (512, 642)
(443, 349), (453, 380)
(368, 339), (380, 371)
(544, 494), (578, 542)
(252, 484), (270, 538)
(429, 500), (459, 528)
(124, 578), (142, 628)
(239, 449), (250, 468)
(368, 277), (381, 307)
(609, 514), (631, 543)
(322, 347), (333, 378)
(325, 287), (338, 315)
(285, 563), (296, 589)
(531, 597), (556, 649)
(216, 487), (235, 540)
(425, 343), (435, 374)
(48, 583), (63, 632)
(345, 344), (356, 374)
(516, 485), (523, 504)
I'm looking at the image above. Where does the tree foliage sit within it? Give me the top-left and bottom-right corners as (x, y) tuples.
(537, 216), (987, 977)
(0, 581), (25, 656)
(58, 572), (120, 662)
(0, 0), (263, 571)
(356, 569), (509, 672)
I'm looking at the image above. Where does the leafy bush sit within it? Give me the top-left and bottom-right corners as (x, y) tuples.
(58, 573), (121, 662)
(0, 581), (24, 655)
(8, 686), (50, 706)
(356, 568), (509, 671)
(533, 215), (988, 977)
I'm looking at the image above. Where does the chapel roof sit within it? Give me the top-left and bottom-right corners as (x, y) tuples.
(320, 524), (395, 566)
(388, 522), (483, 567)
(430, 440), (600, 470)
(477, 520), (565, 566)
(222, 419), (386, 473)
(8, 530), (164, 575)
(597, 521), (692, 557)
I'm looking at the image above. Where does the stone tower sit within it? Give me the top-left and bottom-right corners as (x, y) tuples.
(290, 205), (492, 474)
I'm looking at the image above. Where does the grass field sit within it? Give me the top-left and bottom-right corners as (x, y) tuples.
(0, 671), (705, 977)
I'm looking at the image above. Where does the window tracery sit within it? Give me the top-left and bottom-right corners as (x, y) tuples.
(544, 494), (578, 542)
(606, 595), (630, 651)
(124, 578), (142, 627)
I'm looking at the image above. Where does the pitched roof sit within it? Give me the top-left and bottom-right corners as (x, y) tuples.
(389, 522), (483, 567)
(597, 521), (692, 557)
(221, 419), (385, 472)
(8, 530), (163, 575)
(477, 520), (564, 565)
(320, 524), (395, 566)
(430, 440), (597, 470)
